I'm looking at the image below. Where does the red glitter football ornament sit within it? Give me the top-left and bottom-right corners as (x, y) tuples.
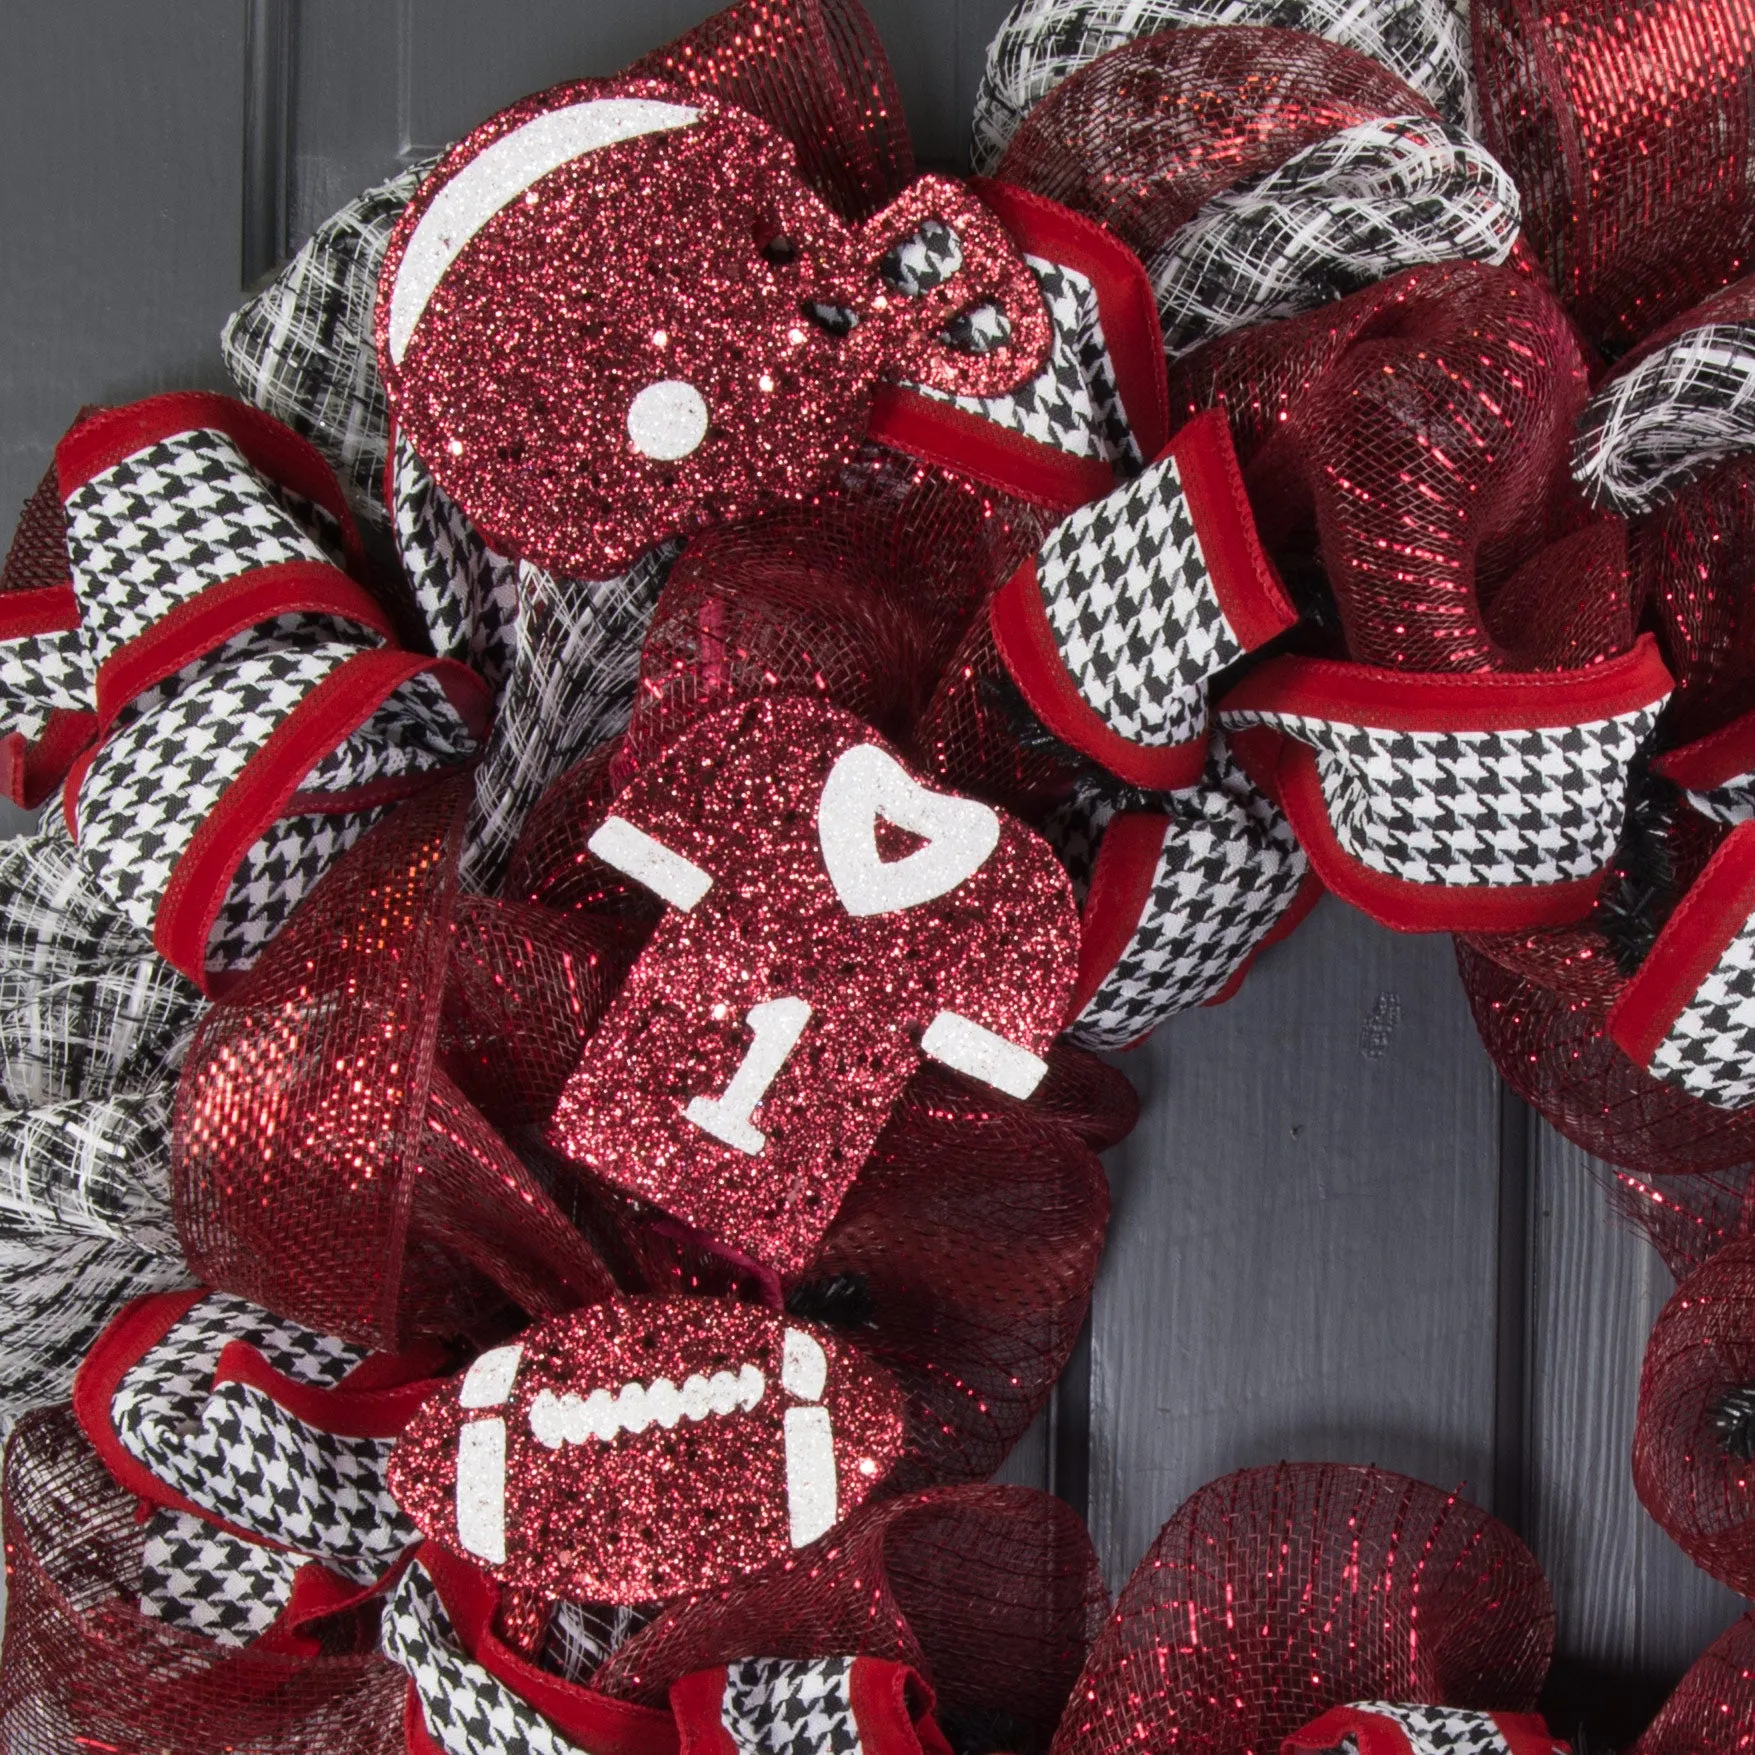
(377, 77), (1052, 578)
(389, 1296), (906, 1602)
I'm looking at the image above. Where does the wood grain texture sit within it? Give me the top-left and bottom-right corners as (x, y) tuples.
(1087, 896), (1504, 1585)
(0, 3), (246, 524)
(1525, 1127), (1746, 1675)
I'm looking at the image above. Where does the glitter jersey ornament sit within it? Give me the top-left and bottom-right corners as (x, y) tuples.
(377, 78), (1051, 579)
(547, 696), (1079, 1274)
(388, 1298), (906, 1602)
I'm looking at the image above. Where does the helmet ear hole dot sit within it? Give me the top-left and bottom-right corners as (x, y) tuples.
(627, 380), (710, 459)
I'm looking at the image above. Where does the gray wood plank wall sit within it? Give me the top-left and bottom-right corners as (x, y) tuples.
(1, 0), (1747, 1721)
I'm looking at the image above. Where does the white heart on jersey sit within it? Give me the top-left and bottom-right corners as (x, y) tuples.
(817, 743), (1000, 918)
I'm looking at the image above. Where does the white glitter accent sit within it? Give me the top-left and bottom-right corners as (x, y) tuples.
(626, 379), (711, 460)
(921, 1010), (1047, 1098)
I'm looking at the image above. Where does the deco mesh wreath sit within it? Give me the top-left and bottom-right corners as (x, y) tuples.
(0, 0), (1753, 1751)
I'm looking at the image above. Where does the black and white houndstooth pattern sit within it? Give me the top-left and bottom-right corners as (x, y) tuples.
(1645, 911), (1755, 1109)
(224, 158), (440, 525)
(721, 1658), (865, 1755)
(1037, 450), (1235, 747)
(1220, 700), (1664, 889)
(881, 220), (966, 295)
(1065, 735), (1308, 1046)
(970, 0), (1476, 171)
(139, 1507), (304, 1648)
(384, 1562), (593, 1755)
(111, 1291), (416, 1581)
(63, 427), (343, 667)
(76, 643), (358, 935)
(0, 628), (91, 743)
(1322, 1702), (1520, 1755)
(908, 257), (1139, 469)
(1678, 773), (1755, 825)
(459, 548), (673, 892)
(393, 434), (522, 697)
(1150, 115), (1520, 360)
(1573, 322), (1755, 514)
(205, 803), (399, 974)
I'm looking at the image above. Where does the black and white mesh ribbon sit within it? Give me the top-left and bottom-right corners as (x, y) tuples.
(1573, 322), (1755, 514)
(1151, 115), (1520, 359)
(0, 821), (201, 1433)
(223, 157), (440, 525)
(1057, 734), (1308, 1047)
(110, 1291), (417, 1582)
(970, 0), (1478, 172)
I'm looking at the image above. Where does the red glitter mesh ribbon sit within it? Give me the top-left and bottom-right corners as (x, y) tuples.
(1633, 1235), (1755, 1596)
(1632, 1610), (1755, 1755)
(992, 27), (1438, 269)
(172, 774), (618, 1350)
(0, 1405), (404, 1755)
(590, 1484), (1107, 1746)
(1048, 1464), (1553, 1755)
(1476, 0), (1755, 355)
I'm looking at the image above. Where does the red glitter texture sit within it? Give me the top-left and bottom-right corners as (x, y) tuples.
(0, 1406), (403, 1755)
(377, 78), (1050, 579)
(1477, 0), (1755, 354)
(390, 1298), (905, 1603)
(1049, 1464), (1552, 1755)
(1633, 1610), (1755, 1754)
(172, 776), (617, 1350)
(1634, 1237), (1755, 1596)
(1167, 261), (1599, 675)
(547, 696), (1079, 1276)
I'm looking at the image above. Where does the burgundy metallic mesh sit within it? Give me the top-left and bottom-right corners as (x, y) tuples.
(1455, 929), (1755, 1176)
(1633, 1236), (1755, 1595)
(805, 1065), (1109, 1490)
(594, 1484), (1107, 1753)
(1633, 1610), (1755, 1755)
(0, 1406), (402, 1755)
(1475, 0), (1755, 356)
(172, 776), (614, 1350)
(0, 467), (67, 598)
(1634, 454), (1755, 742)
(1029, 1042), (1141, 1152)
(1050, 1464), (1552, 1755)
(628, 0), (912, 222)
(993, 27), (1431, 270)
(1610, 1161), (1755, 1281)
(614, 453), (1040, 785)
(1167, 261), (1594, 673)
(917, 604), (1087, 820)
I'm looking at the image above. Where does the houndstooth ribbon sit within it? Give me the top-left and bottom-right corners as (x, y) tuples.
(30, 395), (488, 983)
(1054, 733), (1310, 1046)
(1286, 1700), (1567, 1755)
(1150, 115), (1520, 359)
(970, 0), (1478, 173)
(1573, 321), (1755, 514)
(988, 409), (1295, 789)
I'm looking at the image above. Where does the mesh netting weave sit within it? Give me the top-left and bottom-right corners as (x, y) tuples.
(1633, 1236), (1755, 1596)
(594, 1484), (1107, 1753)
(1476, 0), (1755, 356)
(1632, 1609), (1755, 1754)
(0, 1406), (403, 1755)
(1049, 1464), (1552, 1755)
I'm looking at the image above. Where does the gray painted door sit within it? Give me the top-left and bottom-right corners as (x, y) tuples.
(0, 1), (1743, 1733)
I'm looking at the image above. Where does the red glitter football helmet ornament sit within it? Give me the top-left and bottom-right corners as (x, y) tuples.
(389, 1296), (906, 1602)
(377, 77), (1052, 578)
